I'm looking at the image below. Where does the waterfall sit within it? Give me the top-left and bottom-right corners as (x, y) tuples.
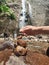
(19, 0), (33, 29)
(27, 1), (32, 22)
(19, 0), (26, 29)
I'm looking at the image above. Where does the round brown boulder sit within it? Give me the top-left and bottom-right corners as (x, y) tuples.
(14, 46), (27, 56)
(17, 39), (27, 48)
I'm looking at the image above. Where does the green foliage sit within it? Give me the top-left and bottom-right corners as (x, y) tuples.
(0, 7), (2, 12)
(0, 5), (15, 20)
(9, 13), (16, 20)
(1, 5), (9, 12)
(0, 0), (15, 20)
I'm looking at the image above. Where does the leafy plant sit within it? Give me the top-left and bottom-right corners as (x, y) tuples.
(0, 4), (15, 19)
(0, 0), (16, 19)
(0, 7), (2, 12)
(9, 13), (15, 20)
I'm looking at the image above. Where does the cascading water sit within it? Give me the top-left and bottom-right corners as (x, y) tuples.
(19, 0), (33, 29)
(19, 0), (26, 29)
(13, 0), (27, 38)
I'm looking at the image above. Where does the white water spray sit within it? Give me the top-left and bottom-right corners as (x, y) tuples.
(19, 0), (27, 29)
(19, 0), (33, 29)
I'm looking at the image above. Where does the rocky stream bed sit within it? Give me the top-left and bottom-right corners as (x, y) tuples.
(0, 35), (49, 65)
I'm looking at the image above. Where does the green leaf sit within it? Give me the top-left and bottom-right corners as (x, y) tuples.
(0, 7), (2, 12)
(2, 5), (9, 12)
(9, 13), (15, 20)
(0, 4), (15, 20)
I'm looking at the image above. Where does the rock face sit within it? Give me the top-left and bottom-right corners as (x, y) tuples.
(0, 0), (21, 34)
(28, 0), (49, 26)
(10, 0), (49, 26)
(0, 0), (49, 34)
(14, 0), (49, 26)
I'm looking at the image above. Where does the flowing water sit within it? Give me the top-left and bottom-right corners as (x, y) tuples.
(19, 0), (33, 29)
(19, 0), (26, 29)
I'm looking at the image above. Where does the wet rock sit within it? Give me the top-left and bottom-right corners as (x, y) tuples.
(6, 55), (26, 65)
(22, 36), (28, 41)
(0, 49), (26, 65)
(17, 39), (27, 48)
(17, 35), (22, 39)
(0, 40), (15, 51)
(36, 35), (42, 39)
(46, 47), (49, 57)
(47, 39), (49, 43)
(25, 50), (49, 65)
(27, 36), (36, 40)
(0, 49), (13, 65)
(14, 46), (27, 56)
